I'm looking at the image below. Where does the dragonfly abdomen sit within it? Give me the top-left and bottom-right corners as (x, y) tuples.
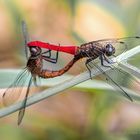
(39, 58), (78, 78)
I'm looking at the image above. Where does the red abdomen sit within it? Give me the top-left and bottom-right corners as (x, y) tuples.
(27, 41), (78, 55)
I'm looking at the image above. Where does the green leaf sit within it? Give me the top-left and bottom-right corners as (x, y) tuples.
(1, 45), (140, 118)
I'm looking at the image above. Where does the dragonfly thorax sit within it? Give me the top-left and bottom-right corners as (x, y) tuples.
(104, 44), (115, 56)
(27, 46), (42, 75)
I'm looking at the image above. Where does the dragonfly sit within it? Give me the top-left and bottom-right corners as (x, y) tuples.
(27, 34), (140, 101)
(3, 21), (140, 125)
(3, 21), (79, 125)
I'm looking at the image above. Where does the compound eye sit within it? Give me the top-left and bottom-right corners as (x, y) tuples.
(30, 47), (38, 55)
(31, 47), (37, 52)
(106, 44), (113, 51)
(105, 44), (114, 56)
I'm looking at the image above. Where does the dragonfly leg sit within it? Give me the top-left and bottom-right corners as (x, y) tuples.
(33, 76), (38, 86)
(55, 50), (59, 63)
(100, 55), (114, 70)
(103, 54), (114, 64)
(42, 50), (59, 64)
(85, 58), (94, 79)
(42, 50), (51, 57)
(42, 56), (57, 63)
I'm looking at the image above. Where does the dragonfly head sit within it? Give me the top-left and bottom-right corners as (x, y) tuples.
(105, 44), (115, 56)
(30, 46), (41, 57)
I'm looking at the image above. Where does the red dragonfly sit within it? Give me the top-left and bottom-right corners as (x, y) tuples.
(3, 21), (140, 125)
(3, 21), (79, 125)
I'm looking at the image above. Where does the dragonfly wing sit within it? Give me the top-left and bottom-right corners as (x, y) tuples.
(3, 68), (30, 106)
(93, 62), (133, 101)
(88, 36), (140, 56)
(85, 57), (134, 101)
(21, 21), (30, 59)
(91, 36), (140, 44)
(18, 76), (33, 125)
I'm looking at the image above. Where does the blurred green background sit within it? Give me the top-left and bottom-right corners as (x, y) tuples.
(0, 0), (140, 139)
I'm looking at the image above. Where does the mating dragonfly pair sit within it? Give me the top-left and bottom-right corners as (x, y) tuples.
(3, 21), (140, 125)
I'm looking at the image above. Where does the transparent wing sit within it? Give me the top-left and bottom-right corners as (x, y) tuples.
(82, 36), (140, 56)
(91, 36), (140, 43)
(3, 68), (33, 125)
(88, 61), (133, 101)
(102, 64), (140, 101)
(83, 48), (140, 101)
(21, 21), (30, 59)
(3, 68), (31, 106)
(18, 76), (32, 125)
